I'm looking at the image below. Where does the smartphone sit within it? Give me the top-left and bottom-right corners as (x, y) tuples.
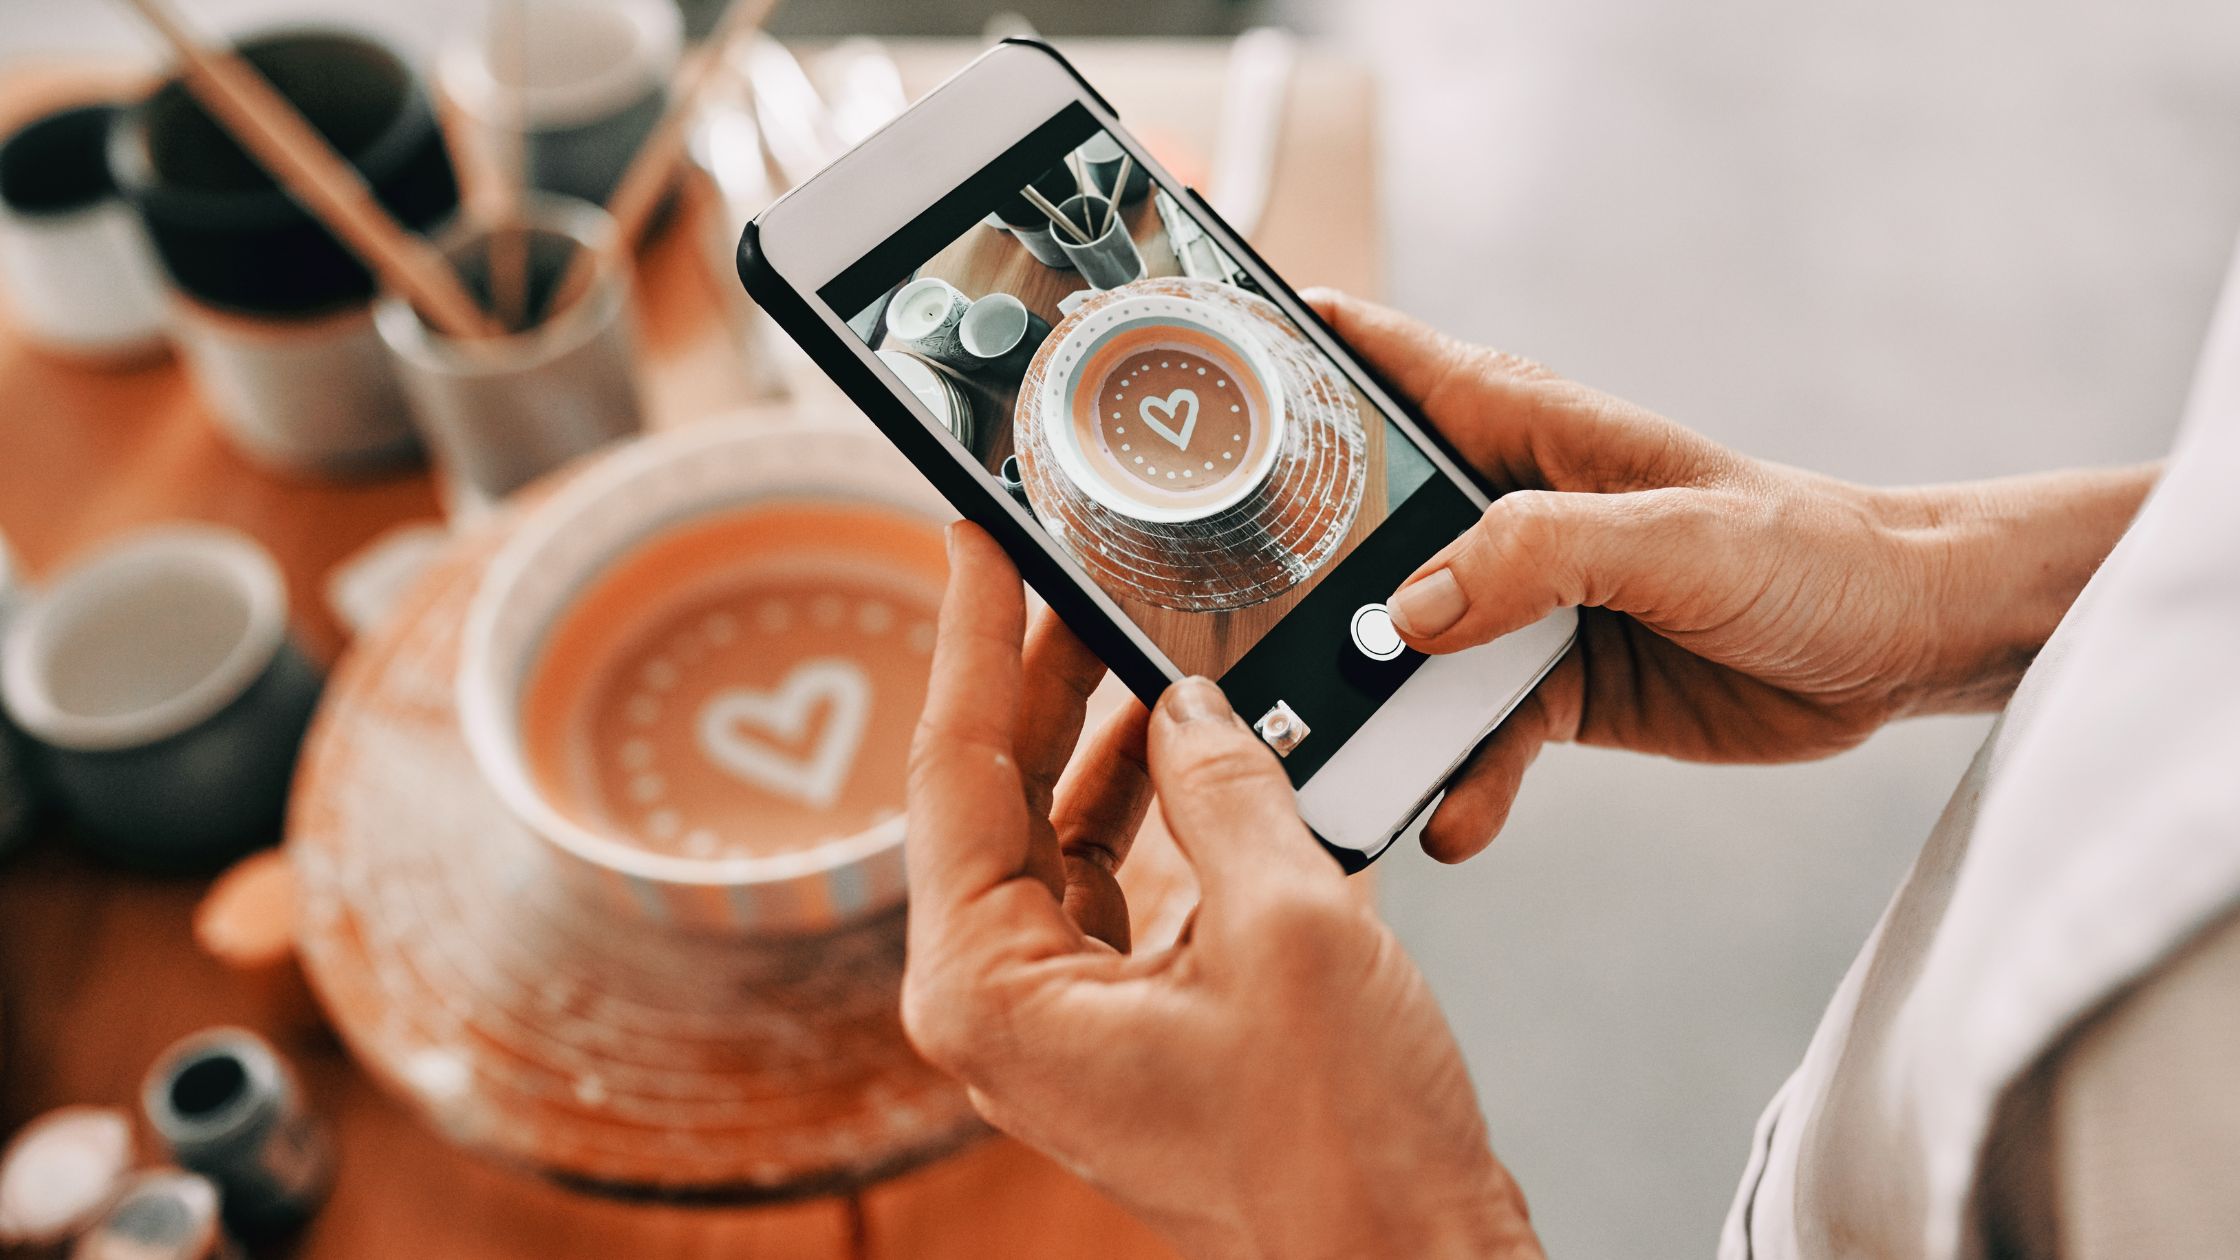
(737, 39), (1576, 869)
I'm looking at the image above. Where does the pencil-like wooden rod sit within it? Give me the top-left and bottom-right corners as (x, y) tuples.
(121, 0), (501, 339)
(1103, 154), (1133, 236)
(1021, 185), (1091, 245)
(609, 0), (779, 246)
(488, 0), (531, 330)
(545, 0), (781, 318)
(1067, 150), (1103, 237)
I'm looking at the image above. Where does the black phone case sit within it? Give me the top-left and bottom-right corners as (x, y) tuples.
(736, 38), (1449, 872)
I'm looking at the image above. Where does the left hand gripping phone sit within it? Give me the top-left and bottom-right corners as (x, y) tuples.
(738, 39), (1575, 869)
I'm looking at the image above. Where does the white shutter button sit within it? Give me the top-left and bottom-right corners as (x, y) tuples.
(1350, 603), (1404, 661)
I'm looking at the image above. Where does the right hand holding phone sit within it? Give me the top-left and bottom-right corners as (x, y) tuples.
(1307, 290), (2132, 862)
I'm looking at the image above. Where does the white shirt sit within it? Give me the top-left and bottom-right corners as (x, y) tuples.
(1720, 239), (2240, 1260)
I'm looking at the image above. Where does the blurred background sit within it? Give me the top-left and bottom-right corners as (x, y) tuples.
(9, 0), (2240, 1256)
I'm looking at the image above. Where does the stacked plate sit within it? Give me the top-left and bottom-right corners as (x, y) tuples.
(1014, 277), (1367, 612)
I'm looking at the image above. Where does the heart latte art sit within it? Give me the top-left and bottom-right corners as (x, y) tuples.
(520, 505), (945, 860)
(1066, 320), (1280, 516)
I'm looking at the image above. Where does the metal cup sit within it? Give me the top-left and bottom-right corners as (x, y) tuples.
(374, 196), (646, 520)
(1055, 192), (1144, 290)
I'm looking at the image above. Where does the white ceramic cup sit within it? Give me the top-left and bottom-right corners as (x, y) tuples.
(0, 103), (167, 362)
(441, 0), (683, 206)
(0, 526), (321, 872)
(1036, 292), (1289, 523)
(457, 423), (949, 937)
(958, 292), (1051, 378)
(883, 276), (972, 370)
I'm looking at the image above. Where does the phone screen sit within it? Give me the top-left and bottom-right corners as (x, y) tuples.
(818, 103), (1480, 782)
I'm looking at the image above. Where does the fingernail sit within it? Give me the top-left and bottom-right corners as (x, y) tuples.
(1163, 676), (1232, 725)
(1389, 569), (1466, 638)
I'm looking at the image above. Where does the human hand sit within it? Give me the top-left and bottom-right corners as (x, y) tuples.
(901, 524), (1542, 1260)
(1307, 290), (2154, 861)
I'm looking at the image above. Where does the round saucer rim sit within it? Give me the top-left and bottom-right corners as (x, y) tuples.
(1034, 288), (1290, 525)
(456, 423), (931, 912)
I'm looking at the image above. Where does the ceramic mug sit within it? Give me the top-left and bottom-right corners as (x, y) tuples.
(375, 195), (645, 520)
(0, 526), (322, 872)
(958, 292), (1051, 379)
(457, 424), (954, 936)
(110, 28), (461, 475)
(0, 103), (168, 362)
(440, 0), (682, 206)
(0, 533), (34, 857)
(1054, 192), (1144, 290)
(1036, 290), (1288, 524)
(995, 163), (1080, 269)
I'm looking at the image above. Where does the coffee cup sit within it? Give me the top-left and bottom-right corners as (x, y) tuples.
(375, 195), (645, 520)
(440, 0), (682, 207)
(0, 526), (322, 872)
(457, 424), (952, 936)
(0, 103), (168, 363)
(958, 291), (1051, 379)
(1034, 291), (1288, 523)
(110, 28), (461, 475)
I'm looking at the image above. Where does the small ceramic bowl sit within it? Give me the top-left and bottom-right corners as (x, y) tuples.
(0, 526), (320, 871)
(457, 423), (950, 937)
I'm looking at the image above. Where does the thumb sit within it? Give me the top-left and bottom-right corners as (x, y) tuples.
(1388, 486), (1719, 652)
(1146, 678), (1342, 905)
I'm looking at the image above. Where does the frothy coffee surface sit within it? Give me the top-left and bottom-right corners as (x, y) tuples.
(1070, 323), (1277, 512)
(520, 504), (944, 860)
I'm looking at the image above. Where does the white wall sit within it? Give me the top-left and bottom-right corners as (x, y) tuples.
(1322, 1), (2240, 1254)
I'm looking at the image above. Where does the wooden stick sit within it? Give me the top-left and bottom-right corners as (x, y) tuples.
(488, 0), (531, 330)
(1067, 151), (1108, 238)
(1103, 154), (1133, 236)
(545, 0), (781, 320)
(1021, 185), (1091, 246)
(120, 0), (500, 339)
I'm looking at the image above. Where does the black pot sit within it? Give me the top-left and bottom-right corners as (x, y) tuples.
(108, 28), (460, 318)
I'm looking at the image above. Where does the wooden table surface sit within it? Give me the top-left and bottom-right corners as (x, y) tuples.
(0, 38), (1379, 1257)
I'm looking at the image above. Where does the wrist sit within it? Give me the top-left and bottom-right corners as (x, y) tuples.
(1873, 464), (2157, 712)
(1167, 1154), (1543, 1260)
